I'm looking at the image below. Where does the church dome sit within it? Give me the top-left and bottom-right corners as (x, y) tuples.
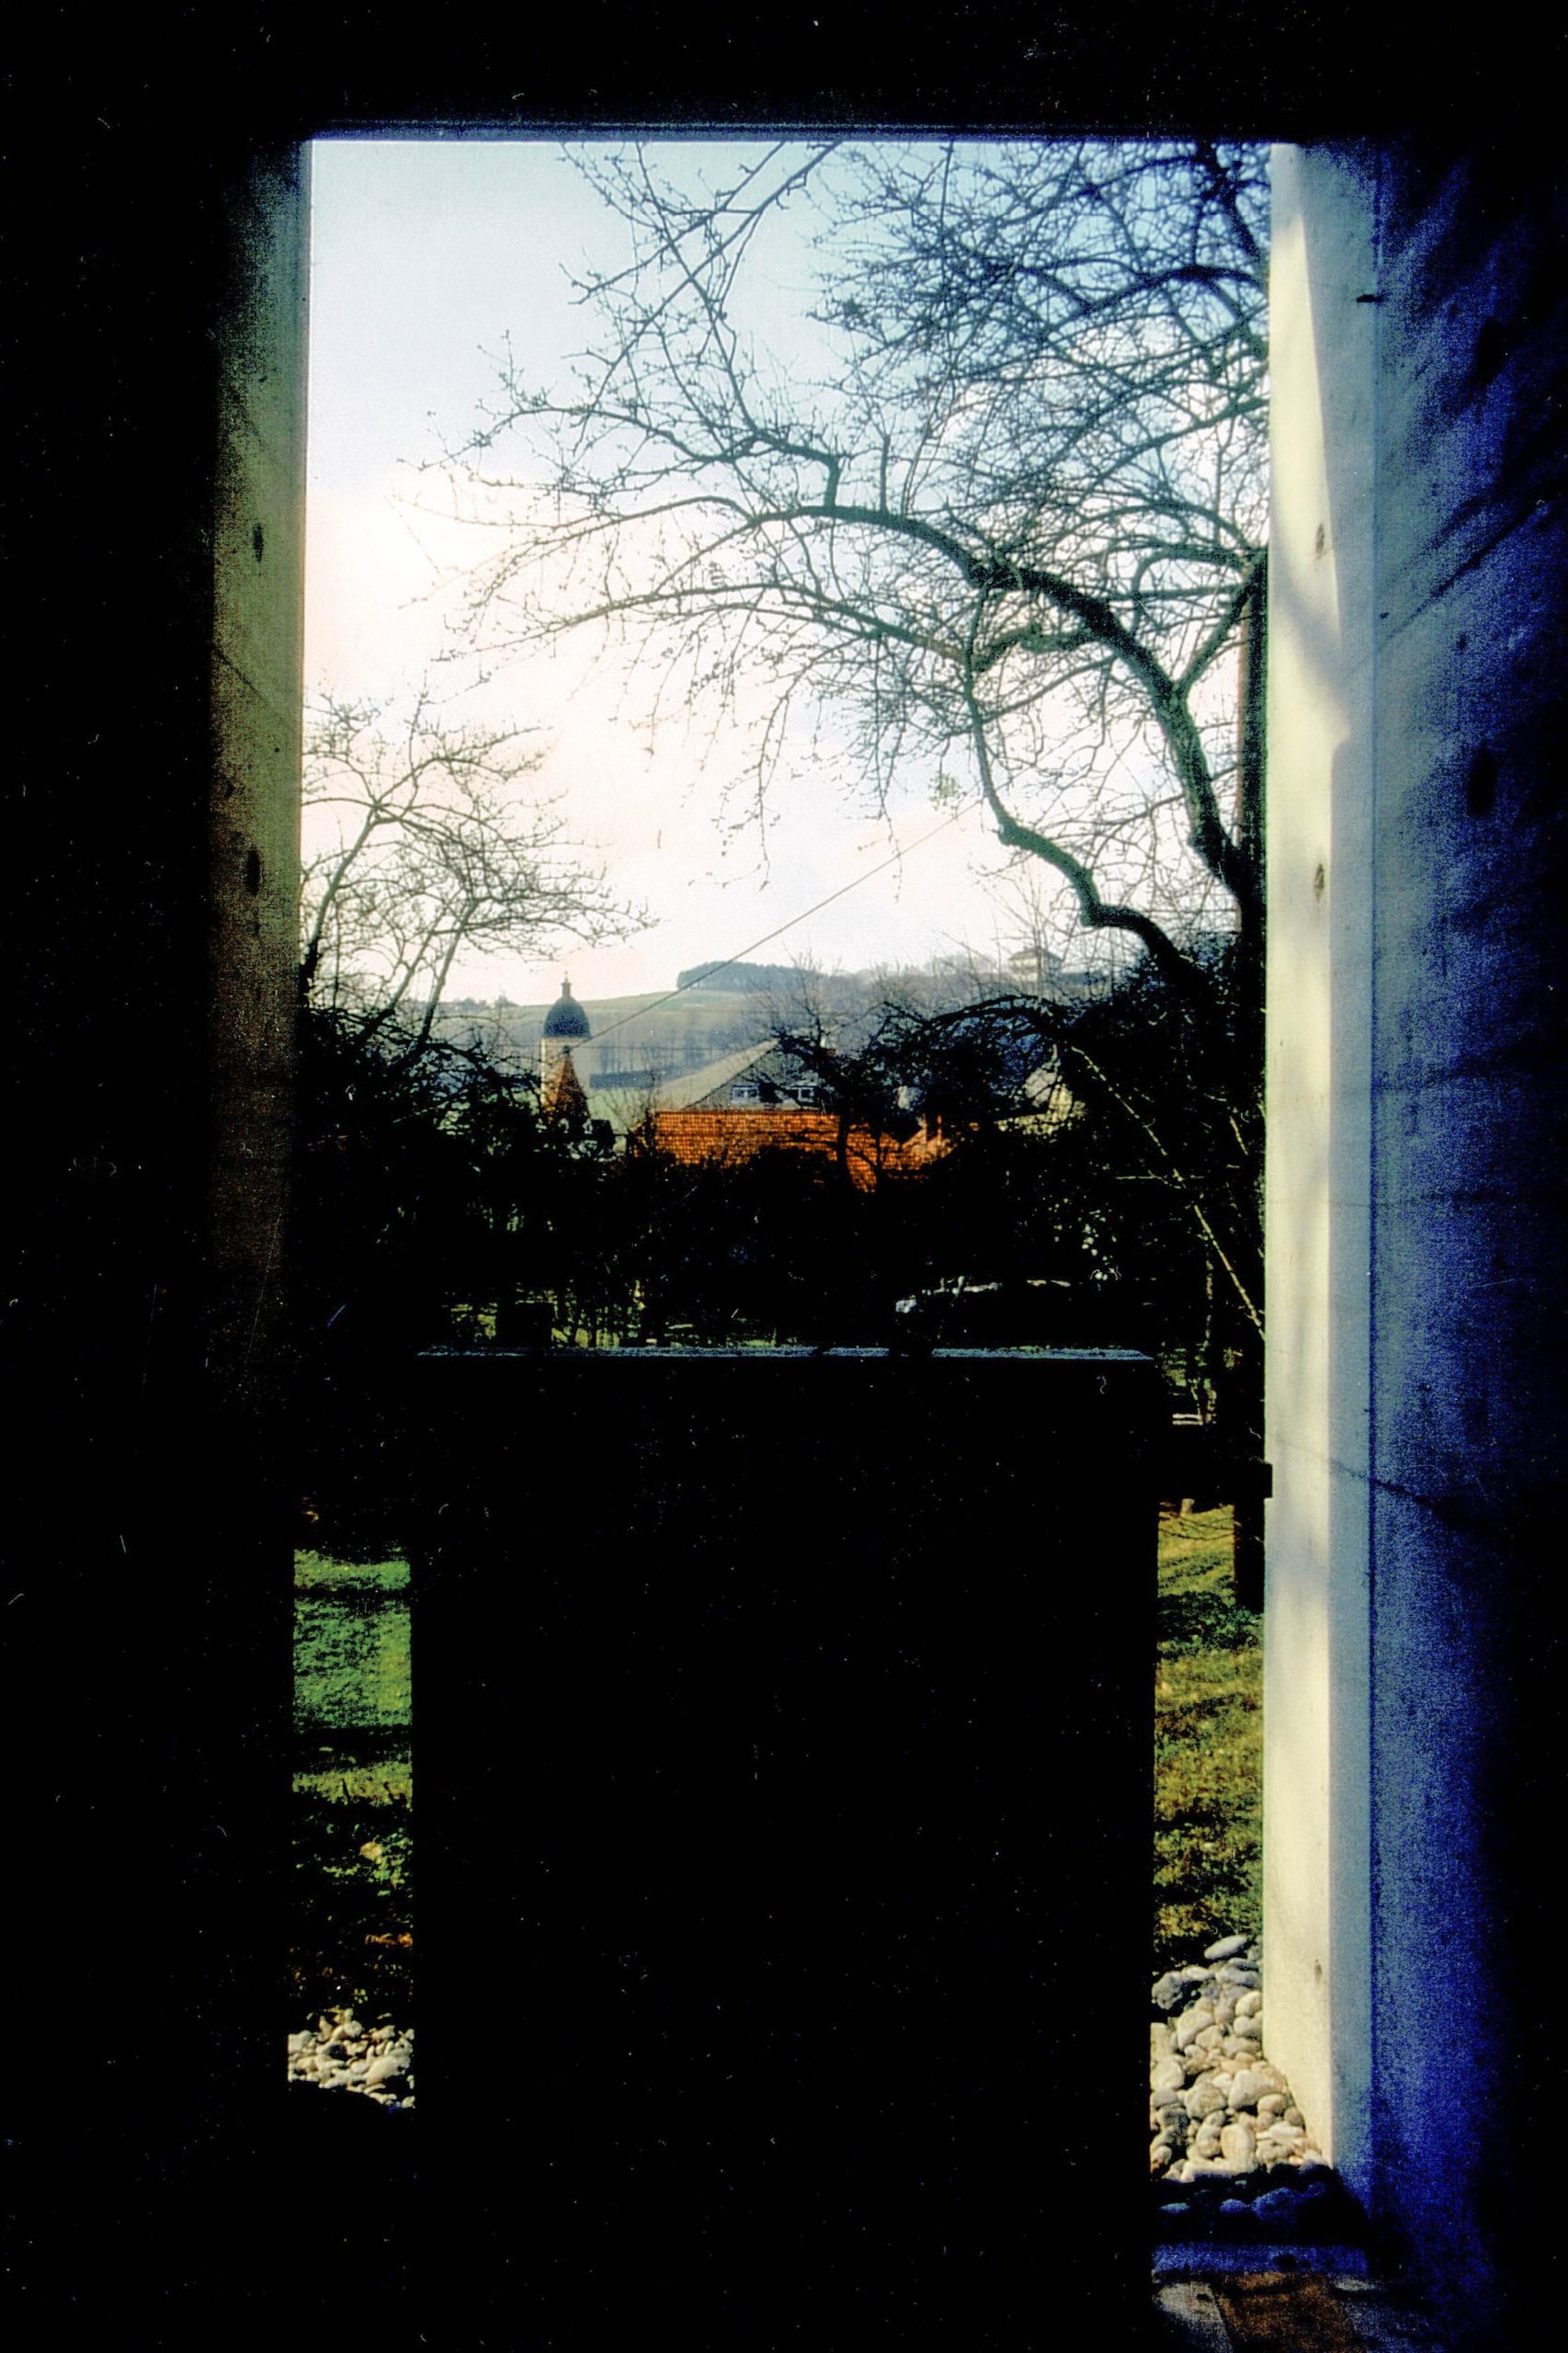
(542, 978), (591, 1041)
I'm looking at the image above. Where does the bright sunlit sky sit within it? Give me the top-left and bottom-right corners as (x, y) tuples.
(305, 138), (1037, 1004)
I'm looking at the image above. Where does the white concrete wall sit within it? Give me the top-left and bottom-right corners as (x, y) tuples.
(1263, 142), (1379, 2202)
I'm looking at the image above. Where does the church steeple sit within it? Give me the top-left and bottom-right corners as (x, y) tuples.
(540, 977), (592, 1129)
(543, 1044), (589, 1135)
(542, 975), (591, 1045)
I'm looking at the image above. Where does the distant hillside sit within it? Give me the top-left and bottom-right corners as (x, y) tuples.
(427, 984), (778, 1087)
(426, 954), (1101, 1088)
(675, 960), (812, 995)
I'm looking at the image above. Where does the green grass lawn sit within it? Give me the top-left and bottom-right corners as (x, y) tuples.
(291, 1552), (414, 2021)
(1153, 1506), (1262, 1973)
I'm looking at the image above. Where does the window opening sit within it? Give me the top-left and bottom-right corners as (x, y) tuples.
(290, 131), (1290, 2264)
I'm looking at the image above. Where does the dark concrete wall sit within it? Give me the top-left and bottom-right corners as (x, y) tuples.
(1366, 147), (1568, 2338)
(1268, 141), (1568, 2348)
(5, 125), (311, 2337)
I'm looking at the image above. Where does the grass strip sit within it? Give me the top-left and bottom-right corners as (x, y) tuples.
(1153, 1506), (1262, 1972)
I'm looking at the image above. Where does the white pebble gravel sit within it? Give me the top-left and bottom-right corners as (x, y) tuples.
(289, 1930), (1357, 2232)
(288, 2010), (415, 2110)
(1152, 1935), (1356, 2239)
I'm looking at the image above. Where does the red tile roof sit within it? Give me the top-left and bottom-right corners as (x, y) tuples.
(646, 1108), (944, 1188)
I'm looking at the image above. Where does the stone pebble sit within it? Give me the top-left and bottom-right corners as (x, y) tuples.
(1151, 1936), (1355, 2241)
(289, 1937), (1352, 2224)
(288, 2009), (415, 2111)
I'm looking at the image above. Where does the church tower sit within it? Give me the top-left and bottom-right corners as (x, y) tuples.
(540, 976), (591, 1129)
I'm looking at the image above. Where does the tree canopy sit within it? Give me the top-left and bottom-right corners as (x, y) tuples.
(445, 138), (1268, 987)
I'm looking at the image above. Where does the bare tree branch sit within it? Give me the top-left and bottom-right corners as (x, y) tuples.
(440, 139), (1267, 977)
(300, 688), (647, 1051)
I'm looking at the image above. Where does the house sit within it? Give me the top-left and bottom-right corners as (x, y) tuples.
(636, 1041), (948, 1188)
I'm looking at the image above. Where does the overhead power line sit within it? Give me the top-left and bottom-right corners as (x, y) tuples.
(582, 796), (983, 1051)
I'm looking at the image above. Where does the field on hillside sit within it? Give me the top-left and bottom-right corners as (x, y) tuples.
(431, 983), (778, 1079)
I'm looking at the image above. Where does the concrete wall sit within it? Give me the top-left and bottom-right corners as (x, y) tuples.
(207, 148), (312, 1385)
(6, 131), (312, 2334)
(1267, 145), (1568, 2341)
(1263, 140), (1379, 2207)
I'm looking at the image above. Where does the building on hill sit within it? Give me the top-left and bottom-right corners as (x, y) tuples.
(585, 1039), (768, 1141)
(674, 959), (817, 995)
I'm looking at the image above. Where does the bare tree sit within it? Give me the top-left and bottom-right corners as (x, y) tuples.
(437, 139), (1270, 1574)
(442, 139), (1267, 1000)
(301, 686), (644, 1053)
